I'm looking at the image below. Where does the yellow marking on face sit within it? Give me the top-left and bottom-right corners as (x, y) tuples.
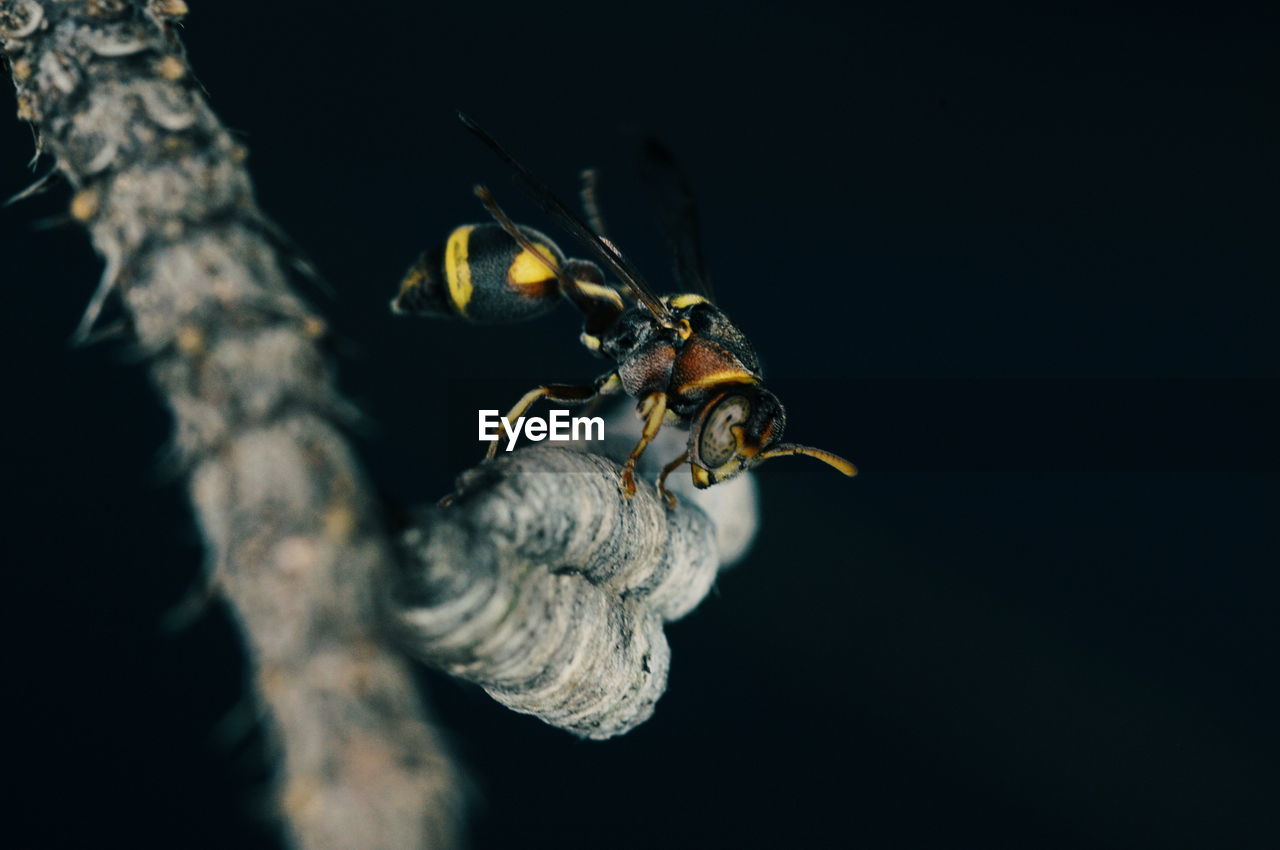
(575, 279), (625, 309)
(444, 226), (475, 315)
(730, 425), (760, 457)
(508, 244), (558, 288)
(691, 465), (712, 488)
(668, 293), (709, 309)
(677, 369), (759, 392)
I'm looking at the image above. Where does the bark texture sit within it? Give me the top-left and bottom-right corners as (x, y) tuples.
(1, 2), (460, 848)
(393, 446), (726, 740)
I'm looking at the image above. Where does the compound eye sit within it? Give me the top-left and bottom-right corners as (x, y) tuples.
(698, 395), (752, 468)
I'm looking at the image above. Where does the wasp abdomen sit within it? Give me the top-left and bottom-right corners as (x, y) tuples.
(392, 223), (566, 323)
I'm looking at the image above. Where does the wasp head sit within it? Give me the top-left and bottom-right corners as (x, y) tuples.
(686, 389), (855, 489)
(687, 387), (857, 488)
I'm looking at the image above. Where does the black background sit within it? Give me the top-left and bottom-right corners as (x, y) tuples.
(4, 2), (1277, 848)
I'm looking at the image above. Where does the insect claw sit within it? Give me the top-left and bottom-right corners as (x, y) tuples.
(619, 465), (638, 499)
(660, 484), (678, 510)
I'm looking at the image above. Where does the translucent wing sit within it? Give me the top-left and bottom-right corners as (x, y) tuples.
(459, 112), (675, 326)
(638, 136), (714, 300)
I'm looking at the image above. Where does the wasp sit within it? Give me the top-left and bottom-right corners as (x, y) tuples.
(393, 114), (856, 506)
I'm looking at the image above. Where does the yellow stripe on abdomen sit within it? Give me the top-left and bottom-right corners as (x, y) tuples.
(444, 225), (476, 315)
(508, 243), (558, 288)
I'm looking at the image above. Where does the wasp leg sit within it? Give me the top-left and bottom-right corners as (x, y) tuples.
(656, 451), (690, 509)
(487, 373), (621, 459)
(620, 392), (669, 498)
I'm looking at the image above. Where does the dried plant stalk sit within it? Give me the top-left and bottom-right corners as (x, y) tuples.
(1, 2), (458, 848)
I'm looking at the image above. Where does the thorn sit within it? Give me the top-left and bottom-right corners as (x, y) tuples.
(250, 212), (335, 298)
(31, 213), (73, 231)
(290, 255), (334, 298)
(3, 167), (56, 206)
(70, 253), (122, 346)
(75, 318), (129, 347)
(159, 578), (218, 633)
(208, 696), (263, 753)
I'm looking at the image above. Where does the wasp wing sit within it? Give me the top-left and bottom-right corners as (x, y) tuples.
(638, 136), (715, 300)
(459, 112), (675, 325)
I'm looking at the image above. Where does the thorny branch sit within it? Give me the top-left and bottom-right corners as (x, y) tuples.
(2, 1), (756, 847)
(1, 2), (461, 847)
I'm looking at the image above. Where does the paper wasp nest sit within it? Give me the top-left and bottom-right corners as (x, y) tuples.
(390, 428), (757, 739)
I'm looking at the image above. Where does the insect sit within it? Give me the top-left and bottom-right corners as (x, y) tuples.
(393, 114), (856, 505)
